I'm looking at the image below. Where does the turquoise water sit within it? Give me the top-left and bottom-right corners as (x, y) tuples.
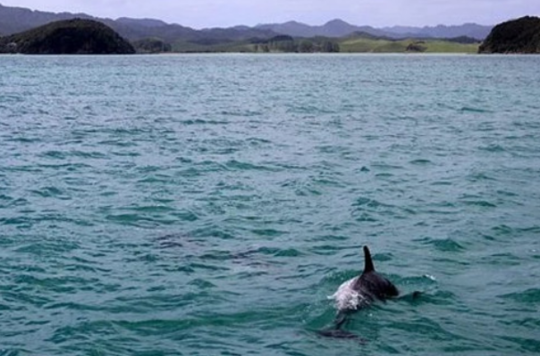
(1, 54), (539, 355)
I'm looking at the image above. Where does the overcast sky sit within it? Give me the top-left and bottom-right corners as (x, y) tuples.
(2, 0), (539, 28)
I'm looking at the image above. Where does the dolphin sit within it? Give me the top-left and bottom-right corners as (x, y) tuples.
(317, 246), (400, 340)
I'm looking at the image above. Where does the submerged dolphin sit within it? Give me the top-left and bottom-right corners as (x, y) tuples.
(318, 246), (399, 340)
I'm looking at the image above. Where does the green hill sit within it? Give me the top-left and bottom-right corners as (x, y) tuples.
(338, 34), (480, 53)
(479, 16), (540, 54)
(0, 18), (135, 54)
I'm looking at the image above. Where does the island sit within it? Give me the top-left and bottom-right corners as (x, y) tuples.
(0, 18), (135, 54)
(479, 16), (540, 54)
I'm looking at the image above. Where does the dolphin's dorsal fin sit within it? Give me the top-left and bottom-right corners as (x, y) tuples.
(363, 246), (375, 273)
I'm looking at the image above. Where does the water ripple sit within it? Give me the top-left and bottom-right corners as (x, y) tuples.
(1, 54), (539, 355)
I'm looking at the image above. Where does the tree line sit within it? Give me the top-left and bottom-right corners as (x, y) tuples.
(253, 35), (340, 53)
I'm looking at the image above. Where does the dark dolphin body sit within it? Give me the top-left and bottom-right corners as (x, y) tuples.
(317, 246), (400, 341)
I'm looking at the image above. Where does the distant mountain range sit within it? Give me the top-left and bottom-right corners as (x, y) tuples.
(0, 3), (492, 44)
(257, 19), (492, 40)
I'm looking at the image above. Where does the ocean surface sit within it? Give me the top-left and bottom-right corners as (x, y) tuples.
(1, 54), (539, 355)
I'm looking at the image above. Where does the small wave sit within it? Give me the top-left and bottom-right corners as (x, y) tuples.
(180, 118), (229, 125)
(225, 159), (279, 172)
(467, 172), (496, 182)
(419, 237), (465, 252)
(353, 197), (388, 209)
(251, 228), (284, 237)
(371, 163), (404, 170)
(253, 246), (303, 258)
(220, 110), (262, 117)
(461, 198), (497, 208)
(480, 144), (505, 153)
(460, 106), (491, 113)
(410, 159), (433, 165)
(491, 224), (513, 236)
(500, 288), (540, 305)
(190, 226), (236, 240)
(30, 187), (70, 200)
(128, 205), (175, 213)
(105, 213), (176, 227)
(40, 150), (66, 159)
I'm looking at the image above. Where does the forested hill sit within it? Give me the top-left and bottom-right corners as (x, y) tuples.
(0, 19), (135, 54)
(479, 16), (540, 54)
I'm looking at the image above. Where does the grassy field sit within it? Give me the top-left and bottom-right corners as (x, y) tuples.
(339, 37), (480, 53)
(168, 36), (480, 54)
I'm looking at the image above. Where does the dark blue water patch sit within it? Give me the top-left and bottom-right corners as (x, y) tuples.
(491, 224), (514, 237)
(110, 150), (141, 158)
(179, 118), (230, 126)
(0, 217), (34, 229)
(136, 175), (173, 184)
(250, 228), (285, 237)
(246, 246), (303, 258)
(409, 159), (434, 165)
(36, 163), (93, 171)
(187, 278), (216, 290)
(105, 213), (177, 228)
(4, 136), (43, 143)
(286, 104), (337, 115)
(496, 189), (519, 198)
(358, 166), (370, 173)
(500, 317), (540, 329)
(488, 224), (540, 240)
(460, 199), (497, 208)
(352, 211), (379, 223)
(0, 193), (13, 203)
(466, 172), (497, 182)
(39, 151), (68, 160)
(47, 320), (117, 345)
(480, 144), (506, 153)
(482, 253), (522, 266)
(3, 166), (43, 174)
(353, 197), (390, 209)
(127, 205), (176, 214)
(224, 159), (280, 172)
(30, 187), (71, 200)
(170, 210), (199, 222)
(307, 244), (348, 257)
(153, 233), (193, 249)
(192, 160), (229, 173)
(499, 288), (540, 305)
(374, 172), (394, 179)
(388, 316), (461, 342)
(500, 336), (540, 353)
(459, 106), (492, 114)
(220, 109), (262, 117)
(189, 226), (236, 240)
(97, 139), (140, 148)
(311, 177), (346, 189)
(307, 234), (350, 243)
(13, 239), (80, 256)
(1, 289), (53, 308)
(416, 237), (465, 253)
(370, 163), (405, 171)
(0, 349), (25, 356)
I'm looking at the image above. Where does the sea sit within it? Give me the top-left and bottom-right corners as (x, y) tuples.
(0, 54), (539, 355)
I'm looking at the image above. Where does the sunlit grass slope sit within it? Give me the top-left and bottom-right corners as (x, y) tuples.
(339, 36), (479, 53)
